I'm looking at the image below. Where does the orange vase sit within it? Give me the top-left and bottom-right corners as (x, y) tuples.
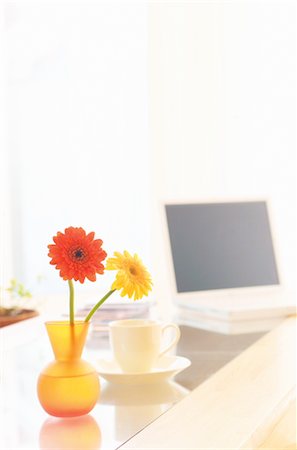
(37, 321), (100, 417)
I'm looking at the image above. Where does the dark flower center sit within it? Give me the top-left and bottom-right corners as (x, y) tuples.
(71, 248), (86, 262)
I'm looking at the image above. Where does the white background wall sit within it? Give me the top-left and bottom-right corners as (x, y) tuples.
(1, 1), (296, 314)
(4, 3), (151, 300)
(0, 8), (14, 302)
(148, 1), (296, 314)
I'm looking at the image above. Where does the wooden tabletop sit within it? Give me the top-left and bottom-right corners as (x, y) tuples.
(120, 316), (296, 450)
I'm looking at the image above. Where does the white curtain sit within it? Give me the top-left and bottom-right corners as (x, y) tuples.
(4, 3), (151, 297)
(0, 5), (14, 299)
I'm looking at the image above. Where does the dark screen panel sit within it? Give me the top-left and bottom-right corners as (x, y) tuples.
(165, 202), (279, 293)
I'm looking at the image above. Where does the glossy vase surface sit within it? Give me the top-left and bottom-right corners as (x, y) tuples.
(37, 321), (100, 417)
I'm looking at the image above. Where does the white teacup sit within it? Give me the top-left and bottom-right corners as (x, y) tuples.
(109, 319), (181, 373)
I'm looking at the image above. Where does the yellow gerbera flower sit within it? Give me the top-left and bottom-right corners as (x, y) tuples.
(106, 251), (153, 300)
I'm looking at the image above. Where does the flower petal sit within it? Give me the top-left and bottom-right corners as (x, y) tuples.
(48, 227), (107, 283)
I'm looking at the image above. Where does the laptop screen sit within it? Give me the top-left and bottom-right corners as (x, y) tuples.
(165, 201), (279, 293)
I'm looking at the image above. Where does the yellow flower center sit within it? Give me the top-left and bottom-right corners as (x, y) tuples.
(129, 266), (138, 276)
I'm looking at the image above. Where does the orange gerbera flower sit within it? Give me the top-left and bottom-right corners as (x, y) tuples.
(48, 227), (107, 283)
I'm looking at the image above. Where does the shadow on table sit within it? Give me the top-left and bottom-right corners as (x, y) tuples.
(175, 325), (265, 389)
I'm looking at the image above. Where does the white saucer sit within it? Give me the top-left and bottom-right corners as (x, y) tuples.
(95, 355), (191, 385)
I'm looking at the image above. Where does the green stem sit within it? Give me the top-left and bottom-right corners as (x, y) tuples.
(84, 289), (116, 322)
(68, 280), (75, 324)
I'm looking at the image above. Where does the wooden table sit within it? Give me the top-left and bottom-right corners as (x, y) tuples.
(1, 316), (295, 449)
(121, 317), (296, 449)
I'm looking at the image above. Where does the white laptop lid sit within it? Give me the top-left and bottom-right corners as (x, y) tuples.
(163, 200), (292, 319)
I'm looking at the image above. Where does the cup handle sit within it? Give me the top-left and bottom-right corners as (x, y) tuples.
(159, 323), (181, 358)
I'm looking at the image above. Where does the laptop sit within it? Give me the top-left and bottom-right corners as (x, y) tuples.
(164, 200), (295, 322)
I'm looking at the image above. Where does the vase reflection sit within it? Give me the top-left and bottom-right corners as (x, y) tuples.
(100, 381), (189, 441)
(39, 415), (101, 450)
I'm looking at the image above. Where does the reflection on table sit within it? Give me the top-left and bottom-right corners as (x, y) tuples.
(38, 381), (189, 450)
(100, 381), (189, 442)
(39, 415), (102, 450)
